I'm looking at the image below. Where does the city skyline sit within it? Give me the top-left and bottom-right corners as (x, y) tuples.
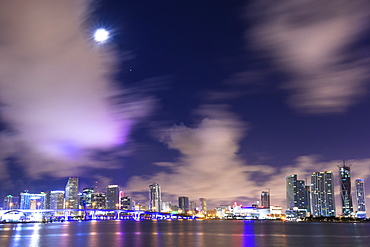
(1, 0), (370, 210)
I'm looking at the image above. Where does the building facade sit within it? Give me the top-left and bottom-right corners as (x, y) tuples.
(20, 192), (45, 210)
(121, 196), (132, 210)
(50, 191), (65, 209)
(339, 163), (353, 216)
(311, 171), (335, 217)
(286, 175), (309, 211)
(91, 193), (106, 209)
(149, 183), (161, 212)
(199, 198), (207, 213)
(355, 179), (366, 218)
(260, 191), (270, 208)
(65, 177), (79, 209)
(3, 195), (19, 210)
(106, 185), (120, 209)
(178, 196), (189, 212)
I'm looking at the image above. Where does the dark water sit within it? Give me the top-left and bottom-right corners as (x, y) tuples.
(1, 220), (369, 247)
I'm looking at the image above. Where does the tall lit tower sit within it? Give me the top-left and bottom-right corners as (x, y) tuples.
(261, 189), (270, 208)
(311, 171), (335, 217)
(355, 179), (366, 218)
(149, 183), (161, 212)
(178, 196), (189, 212)
(106, 185), (120, 209)
(338, 161), (353, 216)
(65, 177), (79, 209)
(286, 175), (308, 210)
(199, 198), (207, 213)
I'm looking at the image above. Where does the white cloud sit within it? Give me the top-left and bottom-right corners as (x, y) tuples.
(0, 0), (153, 184)
(248, 0), (370, 113)
(125, 105), (277, 206)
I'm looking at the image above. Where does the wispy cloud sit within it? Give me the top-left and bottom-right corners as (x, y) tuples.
(247, 0), (370, 114)
(0, 0), (154, 186)
(125, 105), (277, 206)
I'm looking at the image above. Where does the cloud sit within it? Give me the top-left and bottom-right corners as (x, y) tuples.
(125, 105), (277, 207)
(125, 105), (370, 212)
(248, 0), (370, 114)
(0, 0), (153, 185)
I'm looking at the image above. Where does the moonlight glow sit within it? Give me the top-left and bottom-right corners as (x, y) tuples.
(94, 28), (110, 43)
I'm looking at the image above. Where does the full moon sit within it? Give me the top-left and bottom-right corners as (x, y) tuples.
(94, 28), (110, 43)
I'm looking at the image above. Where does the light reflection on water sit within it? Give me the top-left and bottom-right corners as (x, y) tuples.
(1, 221), (370, 247)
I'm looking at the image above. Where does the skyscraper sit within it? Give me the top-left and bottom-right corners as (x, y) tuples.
(3, 195), (19, 210)
(339, 162), (353, 216)
(286, 175), (308, 210)
(286, 175), (297, 209)
(261, 190), (270, 208)
(91, 193), (106, 209)
(121, 196), (132, 210)
(199, 198), (207, 213)
(149, 183), (161, 212)
(20, 192), (45, 210)
(80, 188), (94, 209)
(50, 191), (65, 209)
(355, 179), (366, 218)
(65, 177), (79, 209)
(178, 196), (189, 212)
(106, 185), (120, 209)
(311, 171), (335, 217)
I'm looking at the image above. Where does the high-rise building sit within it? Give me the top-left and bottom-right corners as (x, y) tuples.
(286, 175), (297, 209)
(286, 175), (309, 210)
(3, 195), (19, 210)
(50, 191), (65, 209)
(65, 177), (79, 209)
(189, 201), (197, 212)
(121, 196), (132, 210)
(305, 185), (311, 213)
(311, 171), (335, 217)
(199, 198), (207, 213)
(178, 196), (189, 212)
(80, 188), (94, 209)
(162, 201), (172, 212)
(339, 162), (353, 216)
(261, 190), (270, 208)
(106, 185), (120, 209)
(45, 191), (51, 209)
(91, 193), (106, 209)
(20, 192), (45, 210)
(149, 183), (161, 212)
(355, 179), (366, 218)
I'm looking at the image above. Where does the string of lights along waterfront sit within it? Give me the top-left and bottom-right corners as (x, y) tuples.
(0, 160), (367, 222)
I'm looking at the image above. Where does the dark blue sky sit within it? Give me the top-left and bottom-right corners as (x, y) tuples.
(1, 0), (370, 208)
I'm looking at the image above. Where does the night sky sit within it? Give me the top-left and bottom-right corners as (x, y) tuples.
(1, 0), (370, 211)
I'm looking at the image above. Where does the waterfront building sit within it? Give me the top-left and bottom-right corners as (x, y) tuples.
(178, 196), (189, 213)
(311, 171), (335, 217)
(50, 191), (65, 209)
(65, 177), (79, 209)
(80, 188), (94, 209)
(260, 191), (270, 208)
(20, 192), (45, 210)
(121, 196), (132, 210)
(305, 185), (311, 213)
(189, 201), (197, 212)
(199, 198), (207, 213)
(149, 183), (161, 212)
(45, 191), (51, 209)
(339, 162), (353, 216)
(162, 201), (172, 212)
(3, 195), (19, 210)
(106, 185), (120, 209)
(286, 175), (309, 212)
(91, 193), (106, 209)
(355, 179), (366, 218)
